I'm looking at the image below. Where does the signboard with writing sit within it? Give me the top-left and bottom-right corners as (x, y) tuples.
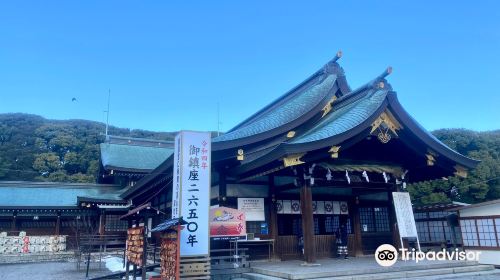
(238, 198), (265, 221)
(173, 131), (211, 256)
(126, 227), (145, 266)
(392, 192), (418, 238)
(209, 207), (246, 237)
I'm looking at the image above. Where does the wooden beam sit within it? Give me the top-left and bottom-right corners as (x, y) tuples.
(300, 177), (316, 263)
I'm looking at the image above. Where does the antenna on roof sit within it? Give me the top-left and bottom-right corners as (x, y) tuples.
(105, 89), (111, 140)
(217, 102), (221, 137)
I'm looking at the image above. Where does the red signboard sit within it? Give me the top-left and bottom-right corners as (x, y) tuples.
(209, 207), (246, 237)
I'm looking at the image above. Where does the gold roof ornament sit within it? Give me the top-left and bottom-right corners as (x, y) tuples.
(287, 131), (296, 138)
(321, 96), (338, 118)
(237, 149), (244, 161)
(426, 153), (436, 166)
(328, 146), (341, 158)
(454, 165), (468, 178)
(370, 110), (402, 143)
(283, 153), (306, 167)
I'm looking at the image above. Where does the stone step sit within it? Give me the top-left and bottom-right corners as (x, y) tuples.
(402, 268), (500, 280)
(250, 260), (483, 280)
(243, 264), (496, 280)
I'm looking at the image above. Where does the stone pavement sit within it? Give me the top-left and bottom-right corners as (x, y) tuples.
(245, 256), (498, 279)
(0, 261), (113, 280)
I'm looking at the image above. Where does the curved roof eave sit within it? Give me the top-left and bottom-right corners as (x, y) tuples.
(212, 59), (350, 151)
(120, 154), (174, 199)
(228, 56), (349, 133)
(386, 93), (480, 169)
(228, 95), (390, 176)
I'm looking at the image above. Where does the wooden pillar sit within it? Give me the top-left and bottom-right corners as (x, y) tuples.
(11, 213), (17, 232)
(351, 197), (363, 256)
(55, 214), (61, 235)
(268, 175), (278, 242)
(300, 179), (316, 263)
(219, 171), (227, 206)
(99, 210), (106, 236)
(389, 186), (401, 250)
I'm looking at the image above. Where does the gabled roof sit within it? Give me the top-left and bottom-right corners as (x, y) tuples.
(228, 72), (480, 177)
(212, 53), (350, 150)
(122, 55), (480, 199)
(100, 142), (174, 172)
(0, 181), (124, 207)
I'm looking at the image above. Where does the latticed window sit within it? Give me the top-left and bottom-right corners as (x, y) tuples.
(359, 207), (390, 233)
(105, 215), (128, 232)
(374, 207), (390, 232)
(477, 219), (497, 247)
(428, 221), (445, 242)
(417, 221), (430, 242)
(325, 216), (339, 233)
(461, 219), (479, 246)
(359, 207), (375, 232)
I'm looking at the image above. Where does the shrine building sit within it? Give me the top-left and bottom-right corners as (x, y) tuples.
(120, 52), (479, 262)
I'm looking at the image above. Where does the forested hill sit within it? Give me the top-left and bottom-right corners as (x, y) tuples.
(408, 129), (500, 205)
(0, 113), (499, 205)
(0, 113), (176, 183)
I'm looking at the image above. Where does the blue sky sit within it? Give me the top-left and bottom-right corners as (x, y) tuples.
(1, 1), (499, 132)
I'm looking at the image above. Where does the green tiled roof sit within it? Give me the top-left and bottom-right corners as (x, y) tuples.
(290, 88), (388, 144)
(0, 181), (124, 207)
(100, 143), (173, 172)
(213, 73), (338, 142)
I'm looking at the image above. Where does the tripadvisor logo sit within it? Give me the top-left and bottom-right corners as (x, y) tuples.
(375, 244), (481, 267)
(375, 244), (398, 267)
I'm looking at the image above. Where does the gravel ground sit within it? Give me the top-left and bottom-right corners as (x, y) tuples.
(0, 261), (114, 280)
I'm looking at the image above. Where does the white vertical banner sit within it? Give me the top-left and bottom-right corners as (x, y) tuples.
(392, 192), (418, 238)
(174, 131), (211, 256)
(171, 133), (182, 218)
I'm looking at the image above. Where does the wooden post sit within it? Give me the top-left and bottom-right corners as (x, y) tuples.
(99, 210), (106, 236)
(351, 197), (363, 256)
(11, 213), (17, 232)
(268, 175), (278, 241)
(55, 215), (61, 235)
(389, 187), (401, 251)
(300, 178), (316, 263)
